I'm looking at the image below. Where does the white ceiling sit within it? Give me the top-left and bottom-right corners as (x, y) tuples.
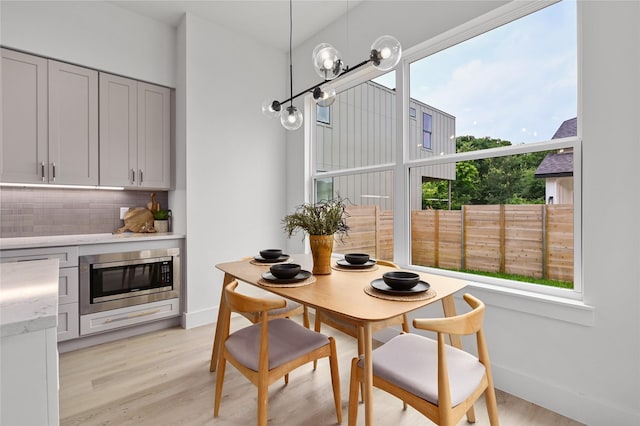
(110, 0), (361, 52)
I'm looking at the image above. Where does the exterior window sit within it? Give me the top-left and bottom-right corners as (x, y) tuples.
(317, 105), (330, 125)
(422, 113), (432, 149)
(310, 1), (578, 296)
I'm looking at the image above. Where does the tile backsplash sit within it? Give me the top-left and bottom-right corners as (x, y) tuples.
(0, 187), (169, 238)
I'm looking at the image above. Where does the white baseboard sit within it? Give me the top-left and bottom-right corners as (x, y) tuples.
(182, 306), (218, 329)
(493, 363), (640, 425)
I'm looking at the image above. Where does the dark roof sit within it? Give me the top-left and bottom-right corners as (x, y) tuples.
(535, 118), (577, 178)
(552, 117), (577, 139)
(535, 151), (573, 178)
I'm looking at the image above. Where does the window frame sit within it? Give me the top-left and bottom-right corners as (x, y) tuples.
(307, 0), (582, 300)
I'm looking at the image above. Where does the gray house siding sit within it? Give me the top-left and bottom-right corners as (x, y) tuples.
(315, 80), (456, 210)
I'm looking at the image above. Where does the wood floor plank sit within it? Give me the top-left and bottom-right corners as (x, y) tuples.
(59, 317), (583, 425)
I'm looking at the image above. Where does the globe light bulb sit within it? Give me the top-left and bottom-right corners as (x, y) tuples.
(313, 85), (336, 107)
(370, 35), (402, 71)
(280, 105), (303, 130)
(261, 99), (281, 118)
(312, 43), (343, 80)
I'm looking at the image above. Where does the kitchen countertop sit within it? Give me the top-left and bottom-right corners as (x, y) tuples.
(0, 232), (185, 251)
(0, 258), (59, 338)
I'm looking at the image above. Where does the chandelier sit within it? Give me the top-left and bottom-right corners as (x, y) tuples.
(262, 0), (402, 131)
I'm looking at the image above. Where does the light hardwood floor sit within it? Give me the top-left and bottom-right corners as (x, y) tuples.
(60, 316), (583, 426)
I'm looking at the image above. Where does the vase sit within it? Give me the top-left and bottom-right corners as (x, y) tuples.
(309, 234), (334, 275)
(154, 219), (169, 233)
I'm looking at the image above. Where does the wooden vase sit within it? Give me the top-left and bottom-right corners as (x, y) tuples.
(309, 234), (334, 275)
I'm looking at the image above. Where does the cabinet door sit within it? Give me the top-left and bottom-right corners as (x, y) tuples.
(1, 49), (48, 183)
(99, 73), (138, 187)
(48, 60), (98, 185)
(137, 82), (171, 189)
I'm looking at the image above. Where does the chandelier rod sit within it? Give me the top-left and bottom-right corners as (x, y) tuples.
(275, 57), (371, 107)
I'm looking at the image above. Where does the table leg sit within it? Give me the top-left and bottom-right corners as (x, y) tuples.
(210, 273), (236, 372)
(362, 322), (374, 426)
(441, 294), (476, 422)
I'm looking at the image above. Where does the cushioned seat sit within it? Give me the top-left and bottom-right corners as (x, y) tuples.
(348, 293), (499, 426)
(362, 333), (486, 406)
(226, 318), (330, 371)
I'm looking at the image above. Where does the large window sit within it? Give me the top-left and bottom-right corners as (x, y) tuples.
(310, 1), (579, 296)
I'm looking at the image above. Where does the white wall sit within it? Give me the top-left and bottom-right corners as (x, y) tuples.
(178, 12), (289, 327)
(285, 1), (640, 424)
(1, 1), (176, 87)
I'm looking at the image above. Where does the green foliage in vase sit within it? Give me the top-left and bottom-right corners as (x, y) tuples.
(282, 197), (349, 239)
(153, 209), (171, 220)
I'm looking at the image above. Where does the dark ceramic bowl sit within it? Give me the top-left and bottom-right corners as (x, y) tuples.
(260, 249), (283, 259)
(270, 263), (301, 279)
(344, 253), (370, 265)
(382, 271), (421, 290)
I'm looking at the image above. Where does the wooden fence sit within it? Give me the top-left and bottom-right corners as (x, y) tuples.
(335, 204), (573, 283)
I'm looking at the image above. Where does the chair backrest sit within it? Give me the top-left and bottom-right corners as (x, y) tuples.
(224, 280), (286, 315)
(375, 259), (399, 268)
(413, 293), (485, 336)
(412, 293), (490, 417)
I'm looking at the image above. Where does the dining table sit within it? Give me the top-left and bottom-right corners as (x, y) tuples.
(211, 253), (469, 426)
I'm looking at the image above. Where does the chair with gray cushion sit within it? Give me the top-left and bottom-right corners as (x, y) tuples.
(347, 293), (499, 426)
(214, 280), (342, 426)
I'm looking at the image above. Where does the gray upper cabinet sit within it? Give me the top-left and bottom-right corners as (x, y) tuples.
(1, 49), (48, 184)
(1, 49), (98, 185)
(48, 60), (99, 185)
(99, 74), (171, 189)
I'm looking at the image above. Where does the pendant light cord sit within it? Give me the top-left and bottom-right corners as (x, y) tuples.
(289, 0), (294, 108)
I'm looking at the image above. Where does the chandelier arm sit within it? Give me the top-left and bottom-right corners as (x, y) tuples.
(275, 57), (373, 106)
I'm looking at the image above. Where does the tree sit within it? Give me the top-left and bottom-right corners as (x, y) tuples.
(421, 136), (549, 209)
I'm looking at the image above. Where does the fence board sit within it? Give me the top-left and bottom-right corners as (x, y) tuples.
(345, 204), (573, 284)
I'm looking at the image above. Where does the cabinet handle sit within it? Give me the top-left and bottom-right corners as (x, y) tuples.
(139, 169), (143, 185)
(52, 162), (56, 181)
(131, 169), (136, 184)
(41, 162), (46, 182)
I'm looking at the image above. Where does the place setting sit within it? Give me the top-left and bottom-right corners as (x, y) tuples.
(250, 249), (292, 265)
(332, 253), (379, 272)
(258, 262), (316, 288)
(365, 271), (436, 301)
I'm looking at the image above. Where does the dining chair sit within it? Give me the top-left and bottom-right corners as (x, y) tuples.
(313, 258), (409, 368)
(347, 293), (499, 426)
(214, 280), (342, 426)
(209, 257), (310, 372)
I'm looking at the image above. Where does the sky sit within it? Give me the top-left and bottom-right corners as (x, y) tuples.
(375, 1), (577, 145)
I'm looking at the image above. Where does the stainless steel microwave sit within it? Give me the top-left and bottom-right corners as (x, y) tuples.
(79, 248), (180, 315)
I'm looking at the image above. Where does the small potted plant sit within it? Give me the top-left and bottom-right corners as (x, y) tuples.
(282, 197), (349, 274)
(153, 209), (171, 233)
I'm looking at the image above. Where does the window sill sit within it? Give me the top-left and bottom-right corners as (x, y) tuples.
(461, 281), (594, 326)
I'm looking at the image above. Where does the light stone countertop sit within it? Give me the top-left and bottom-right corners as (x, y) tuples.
(0, 232), (185, 251)
(0, 258), (59, 338)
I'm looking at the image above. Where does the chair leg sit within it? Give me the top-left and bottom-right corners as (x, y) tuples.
(213, 355), (227, 416)
(313, 312), (322, 370)
(485, 384), (500, 425)
(284, 373), (289, 385)
(357, 327), (365, 403)
(302, 306), (310, 329)
(347, 357), (360, 426)
(328, 337), (342, 424)
(257, 379), (269, 426)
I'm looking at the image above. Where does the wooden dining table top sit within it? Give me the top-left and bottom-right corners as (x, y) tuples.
(215, 254), (467, 323)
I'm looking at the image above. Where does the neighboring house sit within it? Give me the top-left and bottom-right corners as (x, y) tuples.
(314, 80), (456, 209)
(535, 117), (576, 204)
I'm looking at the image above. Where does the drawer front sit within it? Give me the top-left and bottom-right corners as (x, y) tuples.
(1, 246), (78, 268)
(58, 267), (79, 304)
(58, 303), (79, 341)
(80, 298), (179, 336)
